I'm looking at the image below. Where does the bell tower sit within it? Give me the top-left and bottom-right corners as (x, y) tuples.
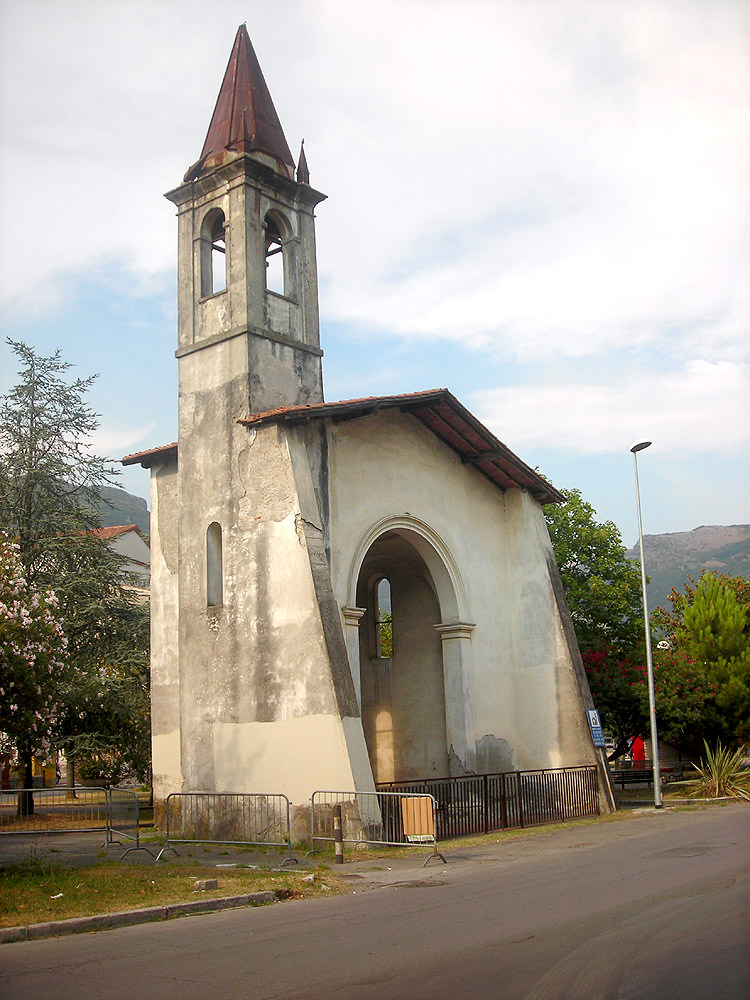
(166, 23), (327, 417)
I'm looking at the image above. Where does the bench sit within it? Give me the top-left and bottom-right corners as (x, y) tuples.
(611, 766), (653, 789)
(610, 761), (688, 789)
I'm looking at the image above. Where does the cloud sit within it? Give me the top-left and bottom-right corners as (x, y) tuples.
(90, 423), (158, 458)
(309, 1), (748, 365)
(2, 0), (746, 364)
(0, 0), (746, 532)
(472, 359), (750, 455)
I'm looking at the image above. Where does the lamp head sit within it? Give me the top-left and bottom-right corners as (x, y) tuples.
(630, 441), (652, 454)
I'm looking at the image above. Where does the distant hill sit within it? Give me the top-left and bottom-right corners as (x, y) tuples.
(625, 525), (750, 611)
(99, 486), (150, 535)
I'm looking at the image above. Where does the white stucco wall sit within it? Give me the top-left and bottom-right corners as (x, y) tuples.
(326, 410), (596, 775)
(149, 459), (182, 800)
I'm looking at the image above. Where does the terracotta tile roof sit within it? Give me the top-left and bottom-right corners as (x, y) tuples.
(239, 389), (564, 505)
(122, 442), (178, 469)
(122, 393), (561, 503)
(184, 24), (294, 182)
(92, 524), (143, 541)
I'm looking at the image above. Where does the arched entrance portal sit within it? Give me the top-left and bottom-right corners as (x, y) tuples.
(355, 530), (450, 784)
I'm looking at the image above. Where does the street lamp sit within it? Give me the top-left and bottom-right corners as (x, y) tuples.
(631, 441), (662, 808)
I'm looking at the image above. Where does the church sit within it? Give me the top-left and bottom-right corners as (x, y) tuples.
(124, 25), (611, 817)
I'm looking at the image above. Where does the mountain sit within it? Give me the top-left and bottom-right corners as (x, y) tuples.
(625, 525), (750, 612)
(99, 486), (150, 535)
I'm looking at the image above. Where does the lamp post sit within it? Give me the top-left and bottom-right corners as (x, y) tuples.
(631, 441), (662, 808)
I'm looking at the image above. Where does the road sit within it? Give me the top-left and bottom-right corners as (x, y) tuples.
(2, 805), (748, 1000)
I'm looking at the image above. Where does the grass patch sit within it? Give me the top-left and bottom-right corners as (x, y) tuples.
(306, 810), (632, 860)
(0, 857), (345, 928)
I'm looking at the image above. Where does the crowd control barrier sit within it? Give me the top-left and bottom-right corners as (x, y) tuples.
(0, 786), (110, 835)
(310, 790), (445, 865)
(107, 787), (154, 858)
(157, 792), (296, 864)
(0, 785), (153, 856)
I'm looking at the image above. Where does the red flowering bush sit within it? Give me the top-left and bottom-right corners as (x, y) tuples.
(582, 649), (647, 758)
(647, 649), (716, 755)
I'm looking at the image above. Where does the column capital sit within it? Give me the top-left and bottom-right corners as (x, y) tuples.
(434, 622), (476, 641)
(342, 605), (367, 626)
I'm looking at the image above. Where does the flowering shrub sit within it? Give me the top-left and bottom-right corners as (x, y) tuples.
(583, 644), (718, 758)
(582, 649), (646, 757)
(647, 649), (716, 752)
(0, 534), (69, 760)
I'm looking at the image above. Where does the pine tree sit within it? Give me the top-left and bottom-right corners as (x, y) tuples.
(0, 340), (150, 785)
(655, 573), (750, 747)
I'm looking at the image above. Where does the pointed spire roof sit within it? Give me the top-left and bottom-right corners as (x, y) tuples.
(296, 140), (310, 185)
(185, 24), (295, 182)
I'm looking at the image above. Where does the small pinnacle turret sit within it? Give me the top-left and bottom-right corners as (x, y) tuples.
(296, 140), (310, 185)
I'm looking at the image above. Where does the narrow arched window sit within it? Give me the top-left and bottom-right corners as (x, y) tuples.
(206, 522), (223, 607)
(264, 214), (284, 295)
(375, 578), (393, 658)
(200, 209), (227, 297)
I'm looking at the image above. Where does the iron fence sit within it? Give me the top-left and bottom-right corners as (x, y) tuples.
(311, 789), (443, 860)
(158, 792), (295, 863)
(0, 786), (110, 835)
(377, 766), (599, 838)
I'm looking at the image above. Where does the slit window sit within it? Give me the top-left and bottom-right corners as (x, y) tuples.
(206, 522), (223, 607)
(375, 578), (393, 658)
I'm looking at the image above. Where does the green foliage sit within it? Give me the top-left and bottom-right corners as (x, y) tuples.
(545, 488), (645, 657)
(378, 611), (393, 658)
(646, 649), (716, 755)
(0, 340), (151, 782)
(0, 340), (118, 583)
(654, 572), (750, 747)
(688, 740), (750, 801)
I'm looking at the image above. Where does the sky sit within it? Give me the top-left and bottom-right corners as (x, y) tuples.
(0, 0), (747, 547)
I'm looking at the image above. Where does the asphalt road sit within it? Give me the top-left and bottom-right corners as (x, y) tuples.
(2, 805), (748, 1000)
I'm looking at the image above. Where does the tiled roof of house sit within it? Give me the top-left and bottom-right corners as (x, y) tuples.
(122, 442), (178, 469)
(91, 524), (145, 542)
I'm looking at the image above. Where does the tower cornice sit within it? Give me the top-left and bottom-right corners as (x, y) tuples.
(165, 153), (326, 211)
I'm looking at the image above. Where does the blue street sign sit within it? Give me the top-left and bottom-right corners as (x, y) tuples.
(587, 708), (606, 748)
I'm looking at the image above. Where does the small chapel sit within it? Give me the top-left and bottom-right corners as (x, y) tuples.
(125, 26), (610, 815)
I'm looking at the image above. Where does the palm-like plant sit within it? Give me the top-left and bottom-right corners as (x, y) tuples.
(689, 741), (750, 801)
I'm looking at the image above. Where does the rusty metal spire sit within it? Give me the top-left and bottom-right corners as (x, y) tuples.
(185, 24), (295, 181)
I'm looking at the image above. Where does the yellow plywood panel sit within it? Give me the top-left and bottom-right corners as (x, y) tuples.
(401, 795), (435, 842)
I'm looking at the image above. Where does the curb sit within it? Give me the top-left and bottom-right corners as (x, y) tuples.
(0, 890), (280, 944)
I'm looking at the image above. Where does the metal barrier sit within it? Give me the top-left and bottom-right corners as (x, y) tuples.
(107, 787), (154, 859)
(310, 790), (445, 864)
(0, 786), (110, 834)
(157, 792), (296, 864)
(378, 766), (599, 838)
